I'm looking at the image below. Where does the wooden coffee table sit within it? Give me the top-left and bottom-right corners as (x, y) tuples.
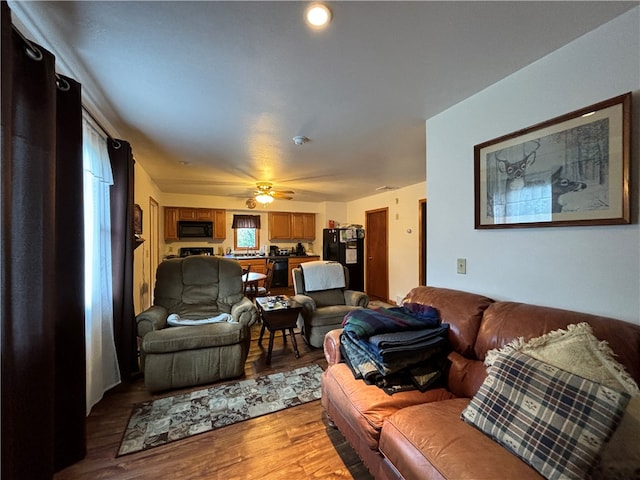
(256, 296), (303, 365)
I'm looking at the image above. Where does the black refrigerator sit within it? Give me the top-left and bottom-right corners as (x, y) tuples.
(322, 228), (365, 291)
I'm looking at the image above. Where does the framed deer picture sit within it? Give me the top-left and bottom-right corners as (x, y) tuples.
(474, 92), (631, 229)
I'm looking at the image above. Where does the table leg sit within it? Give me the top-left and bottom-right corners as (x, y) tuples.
(288, 328), (300, 359)
(266, 330), (275, 365)
(258, 323), (266, 347)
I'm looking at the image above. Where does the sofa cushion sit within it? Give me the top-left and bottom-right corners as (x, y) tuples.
(593, 396), (640, 480)
(475, 303), (640, 387)
(307, 305), (358, 327)
(380, 398), (544, 480)
(402, 286), (493, 358)
(321, 363), (454, 450)
(485, 322), (640, 395)
(308, 288), (346, 307)
(142, 322), (245, 354)
(461, 351), (629, 480)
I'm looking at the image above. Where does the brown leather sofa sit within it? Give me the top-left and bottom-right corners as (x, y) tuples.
(321, 286), (640, 479)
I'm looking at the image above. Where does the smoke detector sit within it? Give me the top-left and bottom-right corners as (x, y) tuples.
(292, 135), (309, 145)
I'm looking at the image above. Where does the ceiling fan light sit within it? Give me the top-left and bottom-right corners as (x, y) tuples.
(255, 193), (274, 204)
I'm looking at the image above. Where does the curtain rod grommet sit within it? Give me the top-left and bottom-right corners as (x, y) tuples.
(24, 43), (42, 61)
(56, 75), (70, 92)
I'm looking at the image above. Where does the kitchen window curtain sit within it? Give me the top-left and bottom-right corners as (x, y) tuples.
(1, 2), (86, 477)
(232, 214), (261, 229)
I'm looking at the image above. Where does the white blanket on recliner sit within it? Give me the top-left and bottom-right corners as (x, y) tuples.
(301, 261), (345, 292)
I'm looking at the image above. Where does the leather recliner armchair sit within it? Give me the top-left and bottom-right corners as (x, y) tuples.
(292, 264), (369, 348)
(136, 255), (258, 392)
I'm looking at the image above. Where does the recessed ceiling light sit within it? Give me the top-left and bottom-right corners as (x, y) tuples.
(179, 161), (191, 165)
(305, 3), (332, 29)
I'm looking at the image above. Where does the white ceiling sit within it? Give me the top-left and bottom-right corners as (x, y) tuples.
(10, 1), (637, 203)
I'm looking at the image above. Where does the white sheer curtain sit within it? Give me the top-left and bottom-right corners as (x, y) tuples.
(83, 116), (121, 413)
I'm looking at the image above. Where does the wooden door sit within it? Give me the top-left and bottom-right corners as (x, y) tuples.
(365, 208), (389, 302)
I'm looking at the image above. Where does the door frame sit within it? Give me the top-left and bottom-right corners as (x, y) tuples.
(419, 198), (426, 286)
(148, 196), (160, 307)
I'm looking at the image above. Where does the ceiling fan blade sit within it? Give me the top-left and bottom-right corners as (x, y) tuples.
(272, 193), (293, 200)
(274, 190), (295, 194)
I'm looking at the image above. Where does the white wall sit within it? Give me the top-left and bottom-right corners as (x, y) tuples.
(347, 182), (426, 302)
(426, 8), (640, 324)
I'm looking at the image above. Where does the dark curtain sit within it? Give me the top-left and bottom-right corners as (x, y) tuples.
(232, 214), (261, 229)
(109, 141), (139, 379)
(1, 2), (86, 478)
(53, 74), (86, 471)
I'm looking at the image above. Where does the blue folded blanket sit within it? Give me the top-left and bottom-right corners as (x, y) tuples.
(342, 303), (440, 340)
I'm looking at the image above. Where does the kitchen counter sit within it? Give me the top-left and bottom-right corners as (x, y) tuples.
(226, 254), (319, 260)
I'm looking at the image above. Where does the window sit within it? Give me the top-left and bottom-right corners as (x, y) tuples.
(234, 227), (259, 250)
(232, 214), (261, 251)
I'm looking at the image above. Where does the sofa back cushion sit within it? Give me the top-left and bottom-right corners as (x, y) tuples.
(293, 266), (351, 307)
(153, 256), (244, 314)
(402, 286), (494, 358)
(475, 301), (640, 385)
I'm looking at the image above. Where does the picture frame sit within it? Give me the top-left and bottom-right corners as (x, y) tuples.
(133, 204), (143, 234)
(474, 92), (631, 229)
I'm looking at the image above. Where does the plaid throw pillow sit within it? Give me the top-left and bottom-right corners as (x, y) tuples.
(461, 351), (630, 480)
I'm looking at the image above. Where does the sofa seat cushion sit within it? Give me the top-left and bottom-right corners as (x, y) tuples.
(308, 305), (360, 327)
(143, 322), (246, 354)
(379, 398), (544, 480)
(322, 363), (454, 450)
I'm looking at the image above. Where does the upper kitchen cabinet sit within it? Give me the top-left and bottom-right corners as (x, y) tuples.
(164, 206), (226, 241)
(164, 207), (179, 240)
(291, 212), (315, 240)
(268, 212), (315, 240)
(268, 212), (292, 240)
(213, 209), (226, 240)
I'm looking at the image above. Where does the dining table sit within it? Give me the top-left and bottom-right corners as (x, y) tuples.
(242, 271), (267, 298)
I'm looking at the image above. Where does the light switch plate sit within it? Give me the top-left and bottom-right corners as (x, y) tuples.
(457, 258), (466, 274)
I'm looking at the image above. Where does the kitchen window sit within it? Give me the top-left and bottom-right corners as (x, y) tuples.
(232, 215), (261, 251)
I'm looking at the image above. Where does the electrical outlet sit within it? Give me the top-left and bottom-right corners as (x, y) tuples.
(456, 258), (466, 274)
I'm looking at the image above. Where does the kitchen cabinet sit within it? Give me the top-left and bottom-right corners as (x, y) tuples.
(178, 208), (214, 221)
(164, 206), (226, 240)
(268, 212), (315, 241)
(213, 209), (226, 240)
(268, 212), (292, 240)
(236, 258), (267, 275)
(291, 213), (315, 240)
(164, 207), (179, 240)
(288, 255), (319, 287)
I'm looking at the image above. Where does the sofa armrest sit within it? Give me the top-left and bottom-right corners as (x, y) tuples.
(231, 297), (258, 327)
(292, 294), (316, 312)
(136, 305), (168, 338)
(344, 290), (369, 307)
(323, 328), (344, 365)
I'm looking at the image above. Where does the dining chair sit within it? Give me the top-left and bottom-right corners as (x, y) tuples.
(252, 259), (274, 299)
(241, 264), (252, 297)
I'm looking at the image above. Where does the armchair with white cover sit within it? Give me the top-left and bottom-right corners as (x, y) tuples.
(292, 261), (369, 348)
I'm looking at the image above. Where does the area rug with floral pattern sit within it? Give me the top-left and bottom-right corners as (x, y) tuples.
(118, 364), (323, 456)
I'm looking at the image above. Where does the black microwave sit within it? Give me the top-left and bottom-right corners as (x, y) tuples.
(178, 221), (213, 238)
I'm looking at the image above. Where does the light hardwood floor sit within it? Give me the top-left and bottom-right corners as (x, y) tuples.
(54, 322), (373, 480)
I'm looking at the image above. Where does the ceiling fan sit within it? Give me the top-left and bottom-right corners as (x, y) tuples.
(245, 182), (295, 208)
